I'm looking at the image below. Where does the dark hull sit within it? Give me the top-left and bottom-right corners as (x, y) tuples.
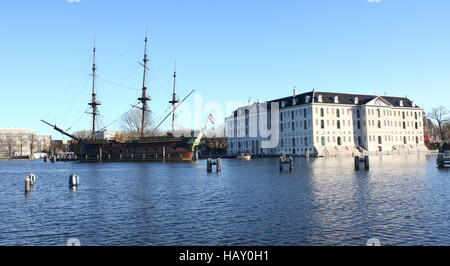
(78, 136), (196, 162)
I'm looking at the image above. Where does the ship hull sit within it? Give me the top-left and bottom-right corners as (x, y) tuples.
(78, 136), (196, 162)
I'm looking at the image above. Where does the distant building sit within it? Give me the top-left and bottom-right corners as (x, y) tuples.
(94, 131), (118, 140)
(0, 128), (51, 157)
(51, 140), (69, 154)
(225, 90), (428, 157)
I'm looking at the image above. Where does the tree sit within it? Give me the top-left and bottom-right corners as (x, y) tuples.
(120, 108), (158, 139)
(204, 123), (225, 138)
(113, 131), (126, 143)
(428, 106), (450, 142)
(6, 135), (14, 157)
(72, 130), (93, 140)
(29, 134), (36, 154)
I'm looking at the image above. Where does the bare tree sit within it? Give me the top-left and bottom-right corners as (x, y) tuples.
(445, 121), (450, 141)
(19, 137), (24, 156)
(205, 123), (225, 138)
(120, 108), (157, 139)
(29, 134), (36, 155)
(6, 135), (14, 157)
(72, 130), (93, 140)
(428, 106), (450, 142)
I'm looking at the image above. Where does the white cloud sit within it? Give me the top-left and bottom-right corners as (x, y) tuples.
(368, 0), (382, 3)
(68, 0), (81, 3)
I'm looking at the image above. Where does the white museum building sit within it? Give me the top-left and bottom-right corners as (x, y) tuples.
(225, 90), (428, 157)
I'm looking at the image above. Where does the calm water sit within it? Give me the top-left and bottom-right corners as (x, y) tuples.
(0, 155), (449, 246)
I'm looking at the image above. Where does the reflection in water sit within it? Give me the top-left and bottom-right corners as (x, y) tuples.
(0, 155), (449, 246)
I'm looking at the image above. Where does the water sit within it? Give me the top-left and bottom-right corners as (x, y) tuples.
(0, 155), (449, 246)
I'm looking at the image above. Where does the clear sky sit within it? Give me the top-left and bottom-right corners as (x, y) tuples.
(1, 0), (449, 139)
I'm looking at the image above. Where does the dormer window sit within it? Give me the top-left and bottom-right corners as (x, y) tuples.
(305, 96), (311, 103)
(317, 95), (323, 103)
(399, 100), (404, 107)
(281, 101), (286, 108)
(334, 96), (339, 103)
(292, 98), (297, 105)
(412, 101), (416, 107)
(354, 97), (359, 104)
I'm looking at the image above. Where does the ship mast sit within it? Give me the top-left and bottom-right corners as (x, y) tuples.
(88, 45), (101, 138)
(169, 62), (179, 133)
(138, 37), (151, 138)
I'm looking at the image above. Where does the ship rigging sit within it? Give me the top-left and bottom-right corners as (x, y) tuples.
(41, 35), (210, 162)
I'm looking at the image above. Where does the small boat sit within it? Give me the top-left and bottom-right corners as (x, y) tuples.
(437, 151), (450, 168)
(237, 153), (251, 160)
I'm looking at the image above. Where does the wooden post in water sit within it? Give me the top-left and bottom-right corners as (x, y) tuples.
(207, 158), (212, 173)
(217, 158), (222, 172)
(207, 158), (222, 173)
(279, 155), (294, 172)
(25, 176), (31, 193)
(364, 156), (370, 170)
(354, 156), (360, 170)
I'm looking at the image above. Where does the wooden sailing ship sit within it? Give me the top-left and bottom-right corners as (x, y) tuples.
(42, 36), (208, 162)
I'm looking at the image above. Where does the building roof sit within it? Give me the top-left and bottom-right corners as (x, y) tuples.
(267, 90), (419, 109)
(229, 90), (420, 117)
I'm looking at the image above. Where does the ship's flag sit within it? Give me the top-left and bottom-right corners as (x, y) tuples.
(208, 114), (216, 124)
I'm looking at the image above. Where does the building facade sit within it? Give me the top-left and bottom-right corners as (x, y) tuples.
(225, 90), (428, 157)
(94, 131), (118, 140)
(0, 128), (51, 158)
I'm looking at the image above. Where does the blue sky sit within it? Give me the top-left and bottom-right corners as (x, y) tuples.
(1, 0), (449, 139)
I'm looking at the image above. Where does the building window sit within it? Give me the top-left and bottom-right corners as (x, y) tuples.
(304, 109), (307, 118)
(292, 138), (296, 146)
(304, 120), (307, 130)
(336, 109), (340, 118)
(415, 122), (418, 129)
(304, 137), (308, 146)
(321, 136), (326, 146)
(403, 136), (407, 144)
(357, 136), (362, 146)
(292, 122), (295, 131)
(357, 120), (361, 129)
(321, 120), (325, 129)
(320, 108), (324, 117)
(403, 122), (406, 129)
(337, 137), (342, 146)
(337, 120), (341, 129)
(377, 120), (381, 129)
(378, 136), (382, 144)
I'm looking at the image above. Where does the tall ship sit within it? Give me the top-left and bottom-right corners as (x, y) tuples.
(42, 37), (208, 162)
